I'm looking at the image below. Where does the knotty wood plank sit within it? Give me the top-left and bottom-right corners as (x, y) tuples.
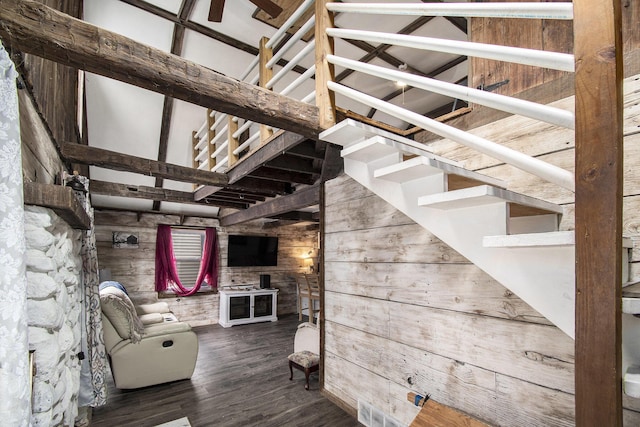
(324, 262), (552, 325)
(324, 223), (468, 264)
(18, 90), (65, 184)
(574, 0), (624, 423)
(389, 299), (575, 394)
(0, 0), (322, 138)
(407, 392), (489, 427)
(23, 182), (90, 229)
(59, 143), (228, 187)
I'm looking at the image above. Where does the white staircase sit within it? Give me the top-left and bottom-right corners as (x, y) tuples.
(320, 119), (636, 388)
(322, 118), (576, 337)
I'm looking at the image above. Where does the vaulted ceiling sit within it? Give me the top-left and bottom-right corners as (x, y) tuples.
(80, 0), (468, 224)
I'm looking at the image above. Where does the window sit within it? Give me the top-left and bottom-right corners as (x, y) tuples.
(155, 225), (219, 296)
(171, 230), (205, 286)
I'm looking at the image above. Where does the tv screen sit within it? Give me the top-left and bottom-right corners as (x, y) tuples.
(227, 235), (278, 267)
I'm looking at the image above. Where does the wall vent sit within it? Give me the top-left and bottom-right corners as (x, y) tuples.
(358, 400), (406, 427)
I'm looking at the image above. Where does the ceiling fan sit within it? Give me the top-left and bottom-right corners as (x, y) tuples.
(208, 0), (284, 22)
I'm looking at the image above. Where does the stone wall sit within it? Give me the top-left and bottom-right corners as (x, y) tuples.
(25, 206), (83, 426)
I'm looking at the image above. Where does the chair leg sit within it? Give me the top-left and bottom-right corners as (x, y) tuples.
(304, 367), (310, 390)
(289, 361), (294, 381)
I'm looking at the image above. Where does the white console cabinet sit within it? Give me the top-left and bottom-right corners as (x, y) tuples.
(219, 287), (278, 328)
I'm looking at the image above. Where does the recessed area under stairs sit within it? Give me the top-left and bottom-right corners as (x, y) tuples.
(91, 315), (357, 427)
(320, 118), (636, 389)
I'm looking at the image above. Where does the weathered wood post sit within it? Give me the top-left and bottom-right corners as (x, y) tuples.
(315, 0), (336, 129)
(574, 0), (624, 424)
(227, 116), (240, 167)
(259, 36), (275, 142)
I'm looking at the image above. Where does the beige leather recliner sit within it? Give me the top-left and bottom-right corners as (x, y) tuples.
(99, 285), (198, 389)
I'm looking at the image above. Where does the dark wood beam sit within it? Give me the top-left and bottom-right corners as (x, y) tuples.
(23, 182), (90, 229)
(118, 0), (308, 75)
(227, 131), (309, 184)
(320, 143), (343, 182)
(265, 155), (317, 174)
(220, 184), (320, 226)
(153, 0), (197, 211)
(286, 142), (326, 160)
(0, 0), (322, 138)
(266, 211), (318, 222)
(59, 142), (228, 186)
(90, 180), (249, 209)
(248, 167), (317, 185)
(227, 177), (289, 196)
(574, 0), (624, 424)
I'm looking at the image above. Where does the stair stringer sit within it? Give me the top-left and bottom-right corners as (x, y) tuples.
(343, 156), (576, 338)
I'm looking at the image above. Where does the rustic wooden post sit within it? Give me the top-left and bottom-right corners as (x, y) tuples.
(191, 130), (199, 190)
(315, 0), (336, 129)
(207, 109), (216, 171)
(227, 117), (240, 168)
(573, 0), (624, 425)
(259, 36), (274, 143)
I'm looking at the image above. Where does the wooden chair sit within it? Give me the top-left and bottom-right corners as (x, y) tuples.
(304, 273), (320, 325)
(288, 322), (320, 390)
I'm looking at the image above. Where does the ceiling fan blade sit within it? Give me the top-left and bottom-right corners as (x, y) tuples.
(208, 0), (225, 22)
(250, 0), (283, 19)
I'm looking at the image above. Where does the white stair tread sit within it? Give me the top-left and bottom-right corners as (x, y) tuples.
(320, 118), (422, 148)
(624, 366), (640, 398)
(418, 185), (564, 214)
(483, 230), (574, 248)
(341, 137), (399, 162)
(321, 119), (448, 160)
(374, 154), (505, 188)
(623, 297), (640, 315)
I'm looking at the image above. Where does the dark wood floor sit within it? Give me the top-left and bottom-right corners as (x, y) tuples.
(91, 314), (359, 427)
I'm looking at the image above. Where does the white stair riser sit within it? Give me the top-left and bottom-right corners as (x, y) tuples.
(509, 214), (559, 234)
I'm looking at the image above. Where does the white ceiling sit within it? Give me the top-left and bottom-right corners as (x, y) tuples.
(83, 0), (468, 216)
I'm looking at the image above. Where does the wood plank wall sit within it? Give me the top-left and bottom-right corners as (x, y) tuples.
(94, 211), (318, 326)
(322, 74), (640, 425)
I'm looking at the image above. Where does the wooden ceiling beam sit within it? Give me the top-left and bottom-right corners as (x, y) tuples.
(91, 180), (250, 209)
(265, 155), (318, 174)
(220, 184), (320, 226)
(59, 142), (228, 186)
(0, 0), (322, 138)
(227, 131), (309, 184)
(119, 0), (308, 74)
(248, 167), (317, 185)
(153, 0), (197, 211)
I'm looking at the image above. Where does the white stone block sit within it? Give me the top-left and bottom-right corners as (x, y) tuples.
(27, 298), (64, 330)
(53, 239), (73, 269)
(25, 249), (57, 272)
(25, 227), (55, 251)
(31, 409), (52, 427)
(52, 373), (67, 407)
(58, 323), (75, 354)
(26, 272), (59, 299)
(24, 206), (53, 228)
(32, 379), (54, 413)
(29, 328), (61, 378)
(55, 270), (79, 287)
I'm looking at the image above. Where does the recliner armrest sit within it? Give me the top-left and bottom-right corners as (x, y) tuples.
(143, 321), (192, 338)
(136, 302), (171, 315)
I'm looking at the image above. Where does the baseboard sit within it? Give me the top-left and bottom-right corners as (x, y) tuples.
(321, 387), (358, 419)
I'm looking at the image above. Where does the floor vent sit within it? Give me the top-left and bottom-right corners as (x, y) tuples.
(358, 400), (406, 427)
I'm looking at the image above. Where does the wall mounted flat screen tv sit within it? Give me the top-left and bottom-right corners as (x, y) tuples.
(227, 235), (278, 267)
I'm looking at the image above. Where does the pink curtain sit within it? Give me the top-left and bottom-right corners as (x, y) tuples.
(155, 225), (219, 296)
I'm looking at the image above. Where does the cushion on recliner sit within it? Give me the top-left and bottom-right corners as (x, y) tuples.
(100, 286), (144, 343)
(138, 312), (165, 325)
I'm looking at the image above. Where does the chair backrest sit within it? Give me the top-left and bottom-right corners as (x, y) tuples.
(293, 322), (320, 355)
